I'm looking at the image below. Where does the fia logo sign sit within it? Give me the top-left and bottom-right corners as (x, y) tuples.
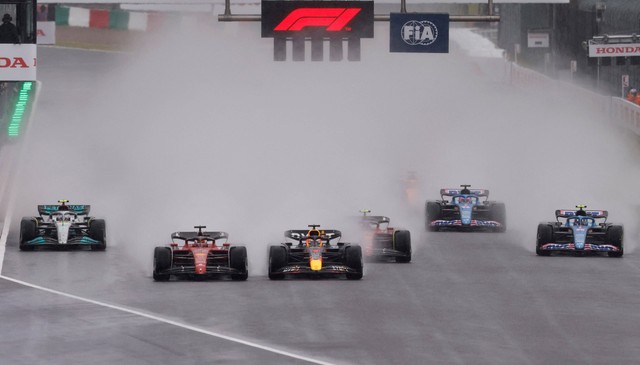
(390, 13), (448, 53)
(401, 20), (438, 46)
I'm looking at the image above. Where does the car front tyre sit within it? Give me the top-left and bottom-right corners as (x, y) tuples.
(393, 230), (411, 263)
(19, 218), (37, 251)
(536, 224), (553, 256)
(88, 219), (107, 251)
(229, 246), (249, 281)
(606, 225), (624, 258)
(153, 247), (172, 281)
(345, 245), (363, 280)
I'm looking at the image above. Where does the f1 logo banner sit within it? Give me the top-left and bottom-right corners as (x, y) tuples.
(262, 1), (374, 38)
(390, 13), (449, 53)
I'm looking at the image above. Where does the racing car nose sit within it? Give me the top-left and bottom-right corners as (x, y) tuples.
(573, 228), (587, 250)
(460, 209), (472, 225)
(195, 263), (206, 274)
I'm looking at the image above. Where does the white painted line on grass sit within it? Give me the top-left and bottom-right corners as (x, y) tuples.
(0, 275), (336, 365)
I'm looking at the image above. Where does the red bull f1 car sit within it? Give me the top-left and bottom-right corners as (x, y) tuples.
(153, 226), (248, 281)
(536, 205), (623, 257)
(19, 200), (106, 251)
(268, 225), (363, 280)
(359, 209), (411, 262)
(426, 185), (506, 232)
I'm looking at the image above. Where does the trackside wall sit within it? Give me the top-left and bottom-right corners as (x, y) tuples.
(509, 63), (640, 136)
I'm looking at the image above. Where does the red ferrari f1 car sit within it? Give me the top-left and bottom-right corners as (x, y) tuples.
(359, 210), (411, 262)
(153, 226), (248, 281)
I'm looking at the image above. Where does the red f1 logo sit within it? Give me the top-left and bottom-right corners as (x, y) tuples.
(274, 8), (362, 31)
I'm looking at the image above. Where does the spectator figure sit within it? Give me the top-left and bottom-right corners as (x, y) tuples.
(37, 5), (49, 22)
(626, 88), (638, 103)
(0, 14), (20, 44)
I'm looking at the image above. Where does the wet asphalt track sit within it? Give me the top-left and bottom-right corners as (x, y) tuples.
(3, 228), (640, 365)
(2, 45), (640, 365)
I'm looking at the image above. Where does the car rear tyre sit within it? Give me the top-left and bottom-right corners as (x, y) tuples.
(426, 202), (441, 231)
(229, 246), (249, 280)
(153, 247), (172, 281)
(606, 225), (624, 257)
(393, 230), (411, 263)
(490, 203), (507, 232)
(536, 224), (553, 256)
(19, 218), (37, 251)
(88, 219), (107, 251)
(345, 245), (363, 280)
(268, 245), (287, 280)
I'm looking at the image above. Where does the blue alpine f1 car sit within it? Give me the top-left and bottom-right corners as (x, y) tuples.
(19, 200), (106, 251)
(425, 185), (506, 232)
(536, 205), (623, 257)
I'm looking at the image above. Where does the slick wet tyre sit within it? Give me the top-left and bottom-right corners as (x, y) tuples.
(153, 247), (172, 281)
(536, 224), (553, 256)
(88, 219), (107, 251)
(393, 230), (411, 263)
(606, 225), (624, 257)
(229, 246), (249, 281)
(19, 218), (37, 251)
(268, 245), (287, 280)
(345, 245), (363, 280)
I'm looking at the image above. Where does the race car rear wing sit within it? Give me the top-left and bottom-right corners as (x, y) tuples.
(555, 210), (608, 220)
(440, 189), (489, 199)
(38, 205), (90, 216)
(285, 229), (342, 242)
(171, 231), (229, 241)
(361, 216), (390, 225)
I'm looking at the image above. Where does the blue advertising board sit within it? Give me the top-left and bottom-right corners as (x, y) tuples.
(390, 13), (449, 53)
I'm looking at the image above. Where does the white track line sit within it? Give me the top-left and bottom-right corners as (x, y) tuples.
(0, 275), (335, 365)
(0, 147), (17, 275)
(0, 214), (9, 274)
